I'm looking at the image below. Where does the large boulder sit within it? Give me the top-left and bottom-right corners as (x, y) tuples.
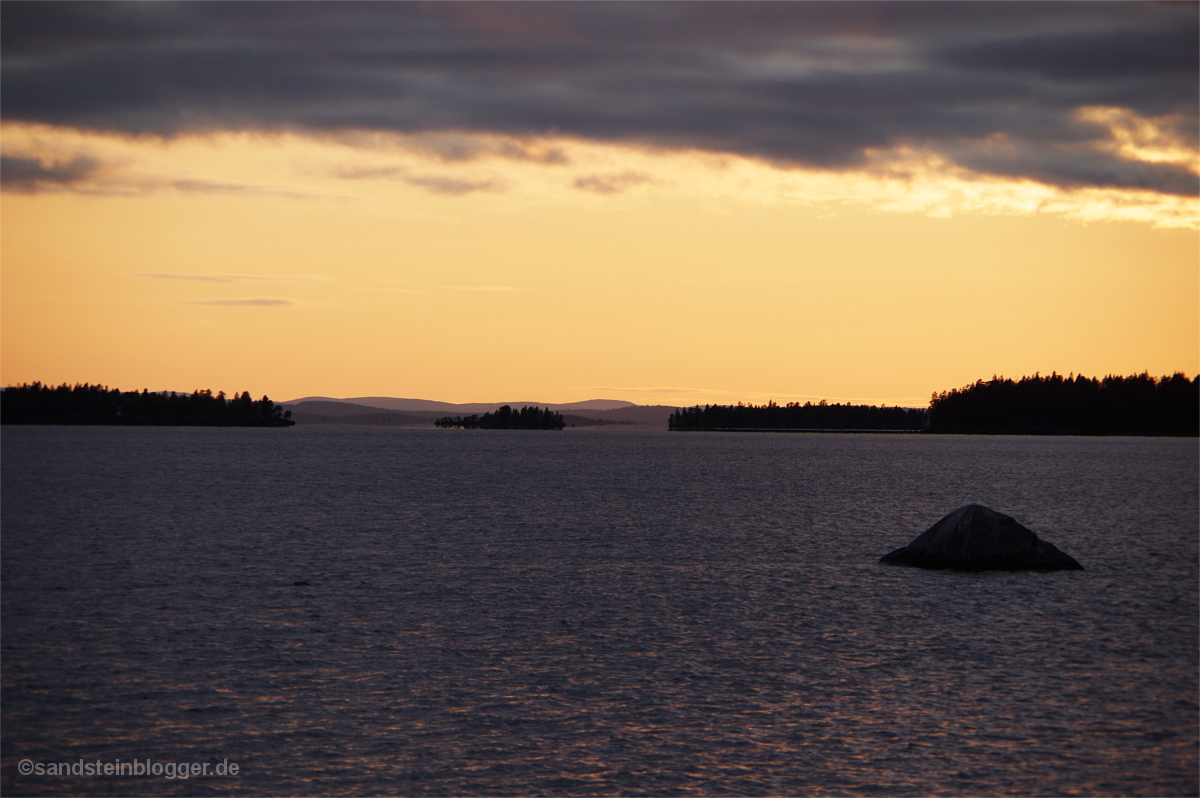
(880, 504), (1083, 572)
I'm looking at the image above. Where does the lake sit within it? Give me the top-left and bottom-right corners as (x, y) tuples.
(2, 426), (1196, 796)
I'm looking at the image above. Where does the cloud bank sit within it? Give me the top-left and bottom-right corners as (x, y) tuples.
(2, 2), (1196, 197)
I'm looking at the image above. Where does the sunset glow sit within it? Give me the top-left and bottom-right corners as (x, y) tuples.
(3, 3), (1196, 406)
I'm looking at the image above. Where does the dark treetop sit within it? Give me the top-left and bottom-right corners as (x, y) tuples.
(435, 405), (565, 430)
(669, 372), (1198, 436)
(1, 382), (295, 427)
(927, 372), (1198, 436)
(669, 401), (927, 432)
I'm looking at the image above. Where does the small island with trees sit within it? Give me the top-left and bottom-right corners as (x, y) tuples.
(1, 382), (295, 427)
(435, 405), (565, 430)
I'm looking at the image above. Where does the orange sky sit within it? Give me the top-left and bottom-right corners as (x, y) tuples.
(3, 124), (1195, 407)
(2, 2), (1196, 407)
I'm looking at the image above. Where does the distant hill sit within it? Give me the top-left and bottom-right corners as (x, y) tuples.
(281, 396), (636, 414)
(282, 401), (429, 426)
(279, 398), (677, 428)
(284, 400), (404, 417)
(580, 405), (678, 426)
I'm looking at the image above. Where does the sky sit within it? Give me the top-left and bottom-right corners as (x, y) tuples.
(2, 2), (1197, 407)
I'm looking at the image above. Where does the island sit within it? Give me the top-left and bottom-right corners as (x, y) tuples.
(1, 382), (295, 427)
(668, 401), (926, 432)
(435, 405), (565, 430)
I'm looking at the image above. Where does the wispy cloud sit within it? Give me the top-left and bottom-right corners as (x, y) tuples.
(439, 285), (521, 292)
(181, 297), (297, 307)
(0, 151), (334, 199)
(371, 286), (427, 294)
(403, 174), (503, 196)
(591, 386), (755, 398)
(330, 131), (570, 166)
(140, 273), (322, 283)
(330, 163), (504, 196)
(169, 178), (314, 199)
(143, 273), (250, 283)
(573, 171), (653, 194)
(331, 165), (405, 181)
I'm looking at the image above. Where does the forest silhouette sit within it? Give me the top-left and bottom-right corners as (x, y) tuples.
(435, 405), (565, 430)
(4, 372), (1196, 435)
(671, 372), (1197, 436)
(926, 372), (1197, 436)
(669, 401), (925, 432)
(1, 382), (294, 426)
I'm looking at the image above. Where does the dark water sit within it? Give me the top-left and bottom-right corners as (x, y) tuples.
(2, 427), (1196, 796)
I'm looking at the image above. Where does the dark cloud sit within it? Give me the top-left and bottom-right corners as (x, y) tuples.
(936, 23), (1199, 83)
(955, 144), (1200, 197)
(2, 2), (1196, 196)
(0, 154), (100, 193)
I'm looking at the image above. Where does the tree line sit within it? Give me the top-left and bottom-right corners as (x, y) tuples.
(669, 372), (1197, 436)
(669, 400), (926, 431)
(436, 405), (565, 430)
(1, 382), (295, 427)
(927, 372), (1197, 436)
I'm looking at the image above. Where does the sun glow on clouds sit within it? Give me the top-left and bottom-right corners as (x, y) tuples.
(1, 120), (1196, 405)
(1077, 107), (1199, 171)
(3, 121), (1194, 230)
(2, 1), (1195, 408)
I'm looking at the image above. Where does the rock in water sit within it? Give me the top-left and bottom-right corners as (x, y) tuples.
(880, 504), (1083, 572)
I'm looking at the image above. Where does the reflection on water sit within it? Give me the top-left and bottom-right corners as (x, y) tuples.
(2, 427), (1196, 796)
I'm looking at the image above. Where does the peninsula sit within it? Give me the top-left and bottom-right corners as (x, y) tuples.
(668, 372), (1197, 437)
(1, 383), (295, 427)
(926, 372), (1197, 436)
